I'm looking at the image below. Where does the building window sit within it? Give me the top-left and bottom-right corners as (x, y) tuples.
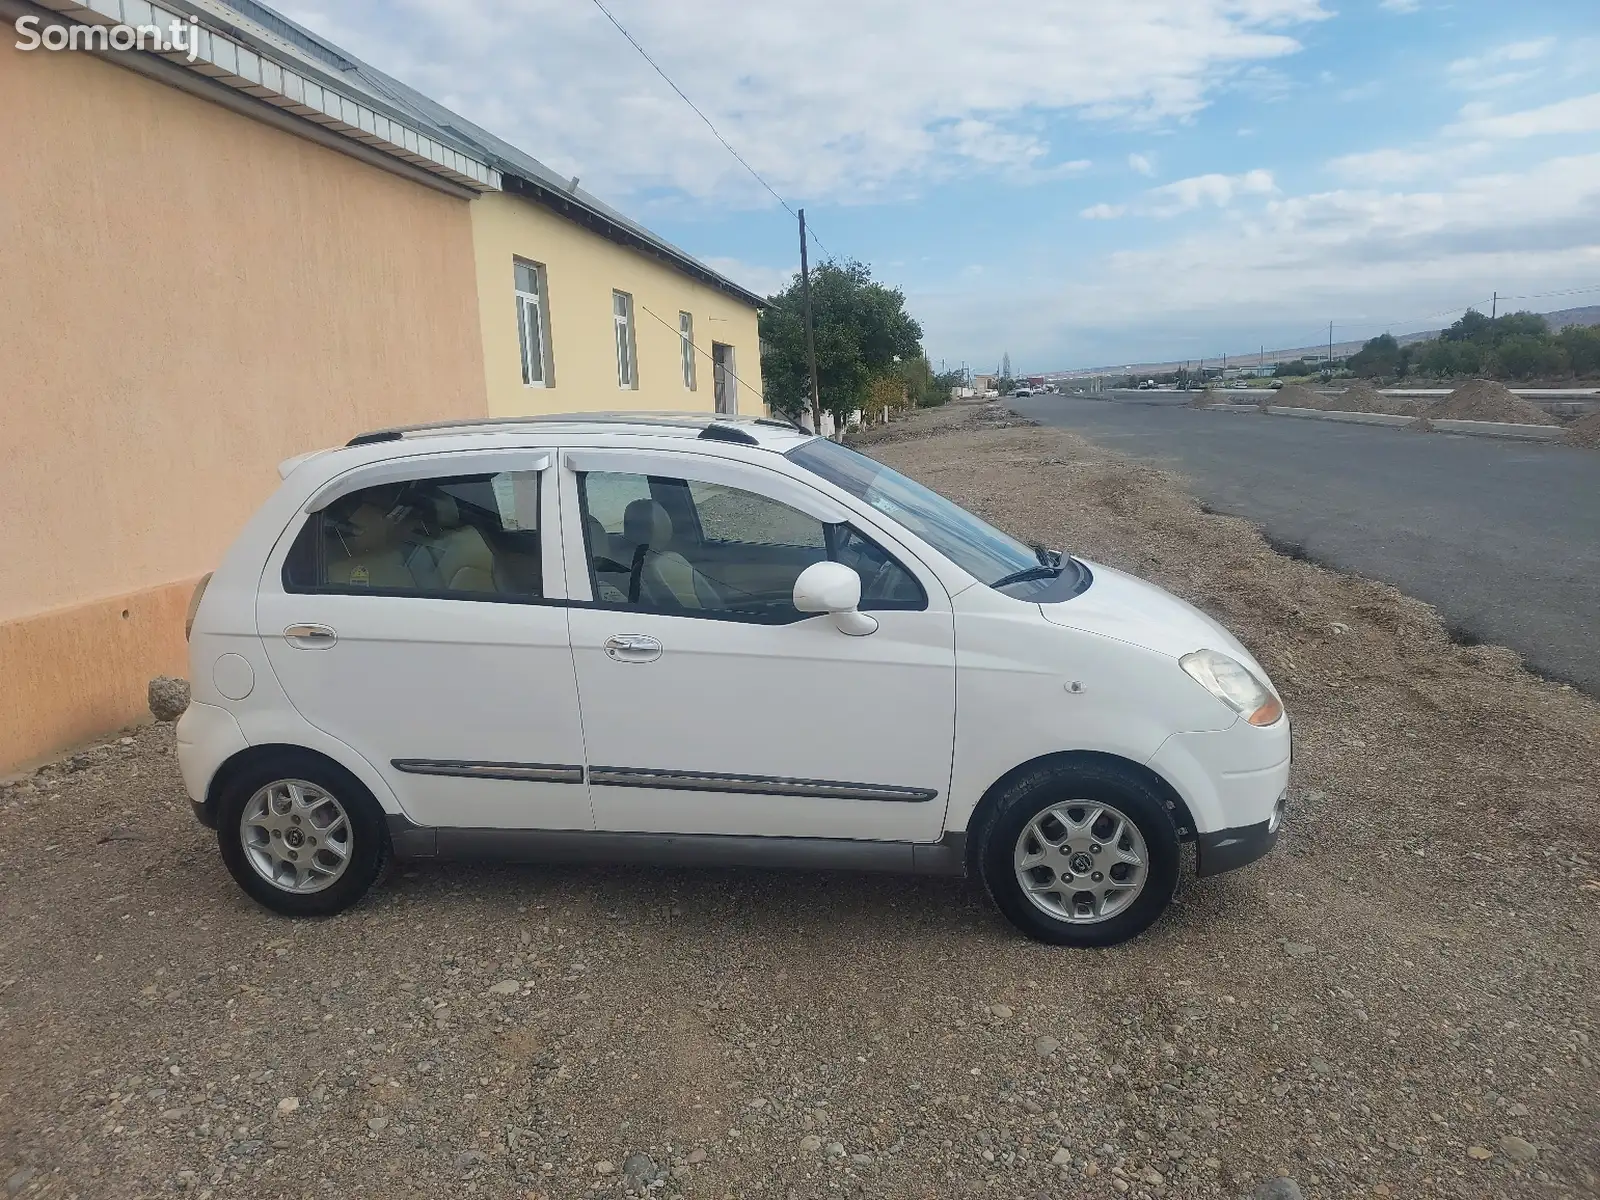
(514, 260), (552, 387)
(613, 290), (638, 389)
(679, 311), (697, 391)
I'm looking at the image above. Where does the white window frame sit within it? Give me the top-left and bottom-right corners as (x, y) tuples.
(679, 311), (697, 391)
(613, 290), (638, 390)
(514, 260), (553, 388)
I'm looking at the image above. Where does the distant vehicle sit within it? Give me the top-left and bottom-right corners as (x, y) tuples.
(1270, 380), (1284, 390)
(178, 411), (1287, 945)
(1012, 387), (1033, 397)
(1137, 380), (1156, 390)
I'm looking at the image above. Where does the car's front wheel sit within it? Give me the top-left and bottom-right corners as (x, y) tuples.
(975, 760), (1180, 947)
(215, 752), (388, 917)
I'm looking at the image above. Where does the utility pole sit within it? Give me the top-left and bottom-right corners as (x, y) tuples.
(1491, 291), (1498, 319)
(1328, 320), (1334, 368)
(798, 209), (823, 437)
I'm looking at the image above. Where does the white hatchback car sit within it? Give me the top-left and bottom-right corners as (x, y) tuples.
(179, 413), (1289, 946)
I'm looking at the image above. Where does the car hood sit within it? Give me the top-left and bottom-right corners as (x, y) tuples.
(1039, 560), (1270, 677)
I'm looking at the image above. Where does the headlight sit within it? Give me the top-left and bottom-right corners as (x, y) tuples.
(1179, 649), (1283, 727)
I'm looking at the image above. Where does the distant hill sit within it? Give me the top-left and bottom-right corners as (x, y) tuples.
(1053, 304), (1600, 379)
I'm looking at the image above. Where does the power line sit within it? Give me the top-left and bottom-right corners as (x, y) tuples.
(586, 0), (832, 261)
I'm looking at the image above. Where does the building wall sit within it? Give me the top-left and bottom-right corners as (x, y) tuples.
(470, 192), (763, 417)
(0, 45), (488, 772)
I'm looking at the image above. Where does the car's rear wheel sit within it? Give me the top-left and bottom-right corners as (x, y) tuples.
(975, 760), (1180, 947)
(215, 752), (388, 917)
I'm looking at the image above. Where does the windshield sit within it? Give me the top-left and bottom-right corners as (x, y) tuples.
(787, 438), (1041, 586)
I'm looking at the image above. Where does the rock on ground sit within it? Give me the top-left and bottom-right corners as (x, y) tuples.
(146, 675), (191, 722)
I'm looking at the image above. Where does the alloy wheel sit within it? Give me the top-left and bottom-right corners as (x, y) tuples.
(1013, 800), (1149, 923)
(239, 779), (354, 894)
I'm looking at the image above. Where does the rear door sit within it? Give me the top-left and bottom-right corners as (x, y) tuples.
(256, 449), (592, 831)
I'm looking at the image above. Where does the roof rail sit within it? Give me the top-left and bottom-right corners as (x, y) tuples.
(343, 411), (812, 449)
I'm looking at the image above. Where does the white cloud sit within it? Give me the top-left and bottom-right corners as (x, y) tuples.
(1128, 152), (1155, 176)
(697, 257), (796, 299)
(284, 0), (1328, 206)
(1378, 0), (1421, 11)
(1146, 169), (1276, 215)
(1447, 91), (1600, 139)
(922, 151), (1600, 366)
(1446, 37), (1555, 92)
(1080, 169), (1275, 221)
(1327, 141), (1493, 183)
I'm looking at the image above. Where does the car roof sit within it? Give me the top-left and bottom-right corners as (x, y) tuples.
(278, 412), (815, 479)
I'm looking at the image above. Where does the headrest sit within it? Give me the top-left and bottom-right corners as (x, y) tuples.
(432, 495), (461, 528)
(623, 498), (673, 550)
(585, 514), (612, 558)
(338, 503), (395, 556)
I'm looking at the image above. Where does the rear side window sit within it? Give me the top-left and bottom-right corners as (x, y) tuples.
(283, 471), (542, 599)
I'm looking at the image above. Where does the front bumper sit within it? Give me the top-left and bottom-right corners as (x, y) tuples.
(1195, 795), (1284, 876)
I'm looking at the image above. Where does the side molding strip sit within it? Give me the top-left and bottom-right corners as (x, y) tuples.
(588, 765), (937, 803)
(392, 759), (585, 785)
(383, 824), (968, 877)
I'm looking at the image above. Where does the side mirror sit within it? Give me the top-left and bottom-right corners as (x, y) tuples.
(793, 561), (878, 637)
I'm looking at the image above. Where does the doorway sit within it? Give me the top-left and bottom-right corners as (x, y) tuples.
(711, 342), (736, 414)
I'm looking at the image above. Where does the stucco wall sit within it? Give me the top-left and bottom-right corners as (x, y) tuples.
(0, 45), (488, 771)
(470, 192), (763, 417)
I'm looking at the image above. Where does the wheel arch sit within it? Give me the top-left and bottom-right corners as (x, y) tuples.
(959, 750), (1197, 874)
(203, 743), (384, 832)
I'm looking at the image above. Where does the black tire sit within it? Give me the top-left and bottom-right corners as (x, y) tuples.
(974, 760), (1181, 947)
(215, 750), (389, 917)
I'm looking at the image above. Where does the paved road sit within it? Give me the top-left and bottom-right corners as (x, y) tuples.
(1010, 394), (1600, 693)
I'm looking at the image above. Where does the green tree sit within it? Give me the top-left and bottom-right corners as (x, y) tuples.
(924, 366), (964, 406)
(1441, 308), (1493, 344)
(1348, 333), (1401, 379)
(759, 260), (925, 430)
(1558, 324), (1600, 376)
(1492, 334), (1566, 380)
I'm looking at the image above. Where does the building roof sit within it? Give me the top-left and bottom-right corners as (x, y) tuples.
(38, 0), (765, 308)
(219, 0), (766, 308)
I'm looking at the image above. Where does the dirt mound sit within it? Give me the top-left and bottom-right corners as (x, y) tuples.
(1564, 409), (1600, 449)
(1425, 379), (1557, 425)
(1331, 380), (1418, 415)
(1271, 383), (1325, 409)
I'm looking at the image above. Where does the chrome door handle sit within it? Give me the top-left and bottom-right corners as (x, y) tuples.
(604, 633), (662, 662)
(283, 623), (338, 649)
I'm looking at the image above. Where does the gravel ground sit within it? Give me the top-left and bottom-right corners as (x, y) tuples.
(2, 402), (1596, 1200)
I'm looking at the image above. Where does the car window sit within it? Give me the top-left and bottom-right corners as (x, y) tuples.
(687, 479), (826, 548)
(283, 471), (542, 599)
(577, 470), (923, 619)
(786, 437), (1043, 591)
(583, 472), (654, 536)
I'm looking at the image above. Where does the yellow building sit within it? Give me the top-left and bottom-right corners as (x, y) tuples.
(471, 190), (763, 418)
(1, 0), (764, 773)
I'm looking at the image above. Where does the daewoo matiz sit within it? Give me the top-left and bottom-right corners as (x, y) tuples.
(178, 413), (1289, 946)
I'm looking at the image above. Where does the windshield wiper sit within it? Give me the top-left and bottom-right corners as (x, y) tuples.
(989, 562), (1065, 589)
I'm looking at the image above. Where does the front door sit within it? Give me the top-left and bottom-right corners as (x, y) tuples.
(257, 452), (592, 831)
(559, 448), (954, 843)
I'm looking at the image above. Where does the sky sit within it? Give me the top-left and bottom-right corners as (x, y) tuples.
(284, 0), (1600, 373)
